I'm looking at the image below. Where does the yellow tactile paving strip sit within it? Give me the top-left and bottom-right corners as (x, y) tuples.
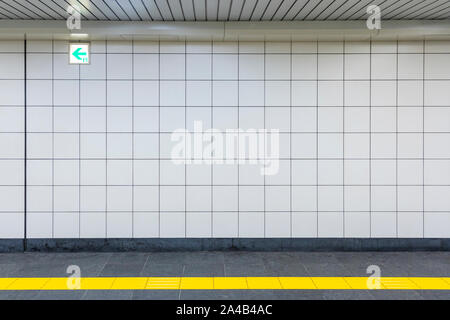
(0, 277), (450, 290)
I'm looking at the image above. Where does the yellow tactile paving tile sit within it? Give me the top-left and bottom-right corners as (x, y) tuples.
(410, 277), (450, 290)
(146, 277), (180, 290)
(246, 277), (282, 289)
(111, 277), (148, 290)
(379, 277), (420, 290)
(312, 277), (352, 290)
(214, 277), (248, 289)
(181, 277), (214, 290)
(2, 276), (450, 290)
(6, 278), (50, 290)
(278, 277), (317, 289)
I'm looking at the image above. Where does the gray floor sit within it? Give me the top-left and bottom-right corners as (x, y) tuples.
(0, 251), (450, 300)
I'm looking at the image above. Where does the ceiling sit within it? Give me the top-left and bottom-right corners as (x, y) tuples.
(0, 0), (449, 21)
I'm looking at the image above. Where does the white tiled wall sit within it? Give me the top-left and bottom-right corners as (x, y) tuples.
(0, 40), (25, 238)
(0, 39), (450, 239)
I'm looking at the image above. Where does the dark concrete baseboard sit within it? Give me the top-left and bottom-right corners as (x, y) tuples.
(1, 238), (450, 252)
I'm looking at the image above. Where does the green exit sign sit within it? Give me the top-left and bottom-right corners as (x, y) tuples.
(69, 43), (90, 64)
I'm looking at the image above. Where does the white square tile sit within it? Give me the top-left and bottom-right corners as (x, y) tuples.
(292, 212), (317, 237)
(344, 160), (369, 185)
(318, 133), (343, 158)
(0, 53), (23, 79)
(0, 160), (23, 185)
(239, 54), (264, 80)
(80, 212), (106, 238)
(265, 186), (290, 211)
(239, 107), (264, 129)
(398, 107), (422, 132)
(80, 81), (106, 106)
(371, 133), (396, 158)
(213, 164), (238, 185)
(80, 107), (105, 132)
(424, 187), (450, 212)
(239, 81), (264, 106)
(398, 186), (423, 211)
(27, 186), (52, 211)
(239, 186), (264, 211)
(371, 81), (396, 106)
(27, 212), (52, 238)
(292, 42), (317, 53)
(425, 133), (450, 158)
(0, 80), (23, 106)
(371, 41), (397, 53)
(54, 186), (79, 211)
(292, 54), (317, 80)
(54, 80), (79, 106)
(265, 212), (290, 237)
(186, 81), (211, 106)
(425, 107), (450, 132)
(0, 107), (24, 132)
(398, 212), (423, 238)
(160, 160), (185, 185)
(26, 80), (52, 106)
(0, 213), (23, 238)
(398, 133), (423, 158)
(160, 187), (185, 211)
(292, 186), (317, 211)
(186, 186), (211, 211)
(424, 160), (450, 185)
(266, 54), (290, 80)
(133, 213), (159, 238)
(107, 107), (132, 132)
(0, 186), (23, 212)
(291, 133), (316, 158)
(292, 160), (316, 185)
(107, 186), (132, 211)
(266, 81), (290, 107)
(424, 213), (450, 238)
(186, 54), (211, 80)
(345, 41), (370, 53)
(134, 160), (158, 185)
(239, 163), (264, 185)
(318, 160), (343, 185)
(213, 42), (238, 54)
(239, 212), (264, 238)
(80, 133), (106, 158)
(344, 81), (370, 106)
(0, 133), (23, 158)
(398, 54), (423, 79)
(398, 81), (423, 106)
(292, 81), (317, 106)
(239, 42), (264, 54)
(133, 54), (159, 79)
(80, 186), (106, 211)
(371, 54), (396, 79)
(107, 41), (132, 53)
(80, 54), (106, 79)
(54, 107), (79, 132)
(134, 186), (159, 211)
(54, 160), (79, 185)
(134, 107), (158, 132)
(27, 54), (52, 79)
(107, 81), (132, 106)
(344, 133), (370, 158)
(371, 160), (396, 185)
(53, 54), (79, 79)
(27, 133), (52, 158)
(425, 54), (450, 79)
(292, 107), (316, 132)
(134, 81), (159, 106)
(213, 54), (238, 80)
(398, 41), (423, 53)
(344, 54), (370, 80)
(318, 107), (343, 132)
(80, 160), (106, 185)
(187, 41), (212, 53)
(160, 41), (185, 53)
(371, 212), (396, 237)
(318, 81), (343, 106)
(318, 212), (343, 237)
(186, 212), (211, 238)
(345, 186), (370, 211)
(318, 54), (343, 80)
(425, 81), (450, 106)
(107, 212), (132, 238)
(160, 212), (185, 237)
(371, 107), (396, 132)
(106, 133), (132, 158)
(27, 160), (52, 185)
(212, 81), (238, 107)
(107, 160), (132, 185)
(318, 42), (343, 53)
(160, 106), (185, 131)
(54, 213), (79, 238)
(344, 212), (370, 237)
(54, 133), (79, 158)
(160, 81), (185, 106)
(265, 159), (290, 185)
(318, 186), (343, 211)
(212, 186), (238, 211)
(213, 212), (238, 237)
(344, 107), (369, 132)
(186, 163), (211, 185)
(160, 54), (185, 80)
